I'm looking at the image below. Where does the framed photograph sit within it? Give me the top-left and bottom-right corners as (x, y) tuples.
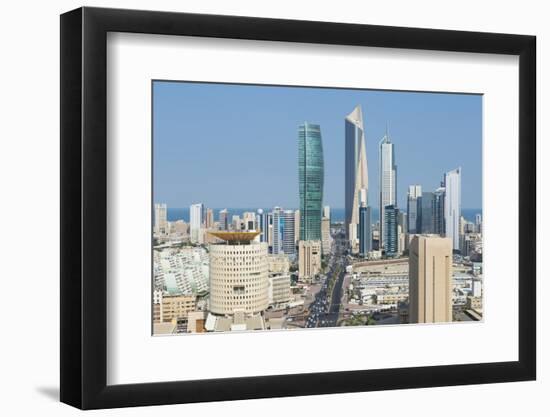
(60, 6), (536, 409)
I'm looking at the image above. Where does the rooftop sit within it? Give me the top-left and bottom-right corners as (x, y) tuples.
(208, 231), (261, 244)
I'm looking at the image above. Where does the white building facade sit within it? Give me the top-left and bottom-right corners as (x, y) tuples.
(444, 167), (461, 250)
(189, 203), (204, 244)
(379, 131), (397, 249)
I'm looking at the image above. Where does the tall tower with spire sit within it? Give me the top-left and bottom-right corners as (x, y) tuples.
(344, 105), (368, 253)
(379, 126), (397, 251)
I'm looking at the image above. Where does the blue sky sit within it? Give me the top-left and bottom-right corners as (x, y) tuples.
(153, 81), (482, 209)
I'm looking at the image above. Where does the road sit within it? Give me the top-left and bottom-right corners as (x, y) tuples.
(304, 229), (348, 329)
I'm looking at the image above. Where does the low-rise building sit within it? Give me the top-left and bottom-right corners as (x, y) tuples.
(268, 275), (292, 306)
(153, 291), (196, 324)
(267, 253), (290, 275)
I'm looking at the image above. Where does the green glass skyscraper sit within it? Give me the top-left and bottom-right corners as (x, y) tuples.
(299, 122), (324, 241)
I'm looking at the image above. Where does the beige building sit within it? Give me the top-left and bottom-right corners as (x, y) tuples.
(153, 292), (196, 323)
(205, 208), (214, 229)
(267, 253), (290, 275)
(298, 240), (322, 281)
(154, 203), (168, 236)
(171, 220), (189, 237)
(408, 235), (453, 323)
(321, 217), (331, 255)
(187, 311), (206, 333)
(243, 212), (256, 231)
(466, 296), (482, 311)
(268, 275), (292, 306)
(208, 231), (269, 316)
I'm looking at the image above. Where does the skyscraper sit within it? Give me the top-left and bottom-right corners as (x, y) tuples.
(205, 208), (214, 229)
(321, 216), (331, 255)
(282, 210), (296, 256)
(263, 212), (272, 247)
(256, 209), (265, 241)
(154, 203), (168, 236)
(407, 185), (422, 234)
(299, 122), (324, 242)
(294, 209), (300, 244)
(219, 209), (229, 231)
(384, 205), (399, 257)
(379, 128), (397, 249)
(409, 235), (453, 323)
(359, 203), (372, 257)
(272, 207), (283, 254)
(433, 187), (446, 235)
(243, 211), (256, 231)
(344, 105), (368, 251)
(444, 167), (461, 251)
(323, 206), (331, 222)
(189, 203), (204, 243)
(420, 191), (435, 234)
(475, 213), (482, 234)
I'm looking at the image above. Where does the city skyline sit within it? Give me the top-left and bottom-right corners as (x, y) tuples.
(152, 81), (484, 335)
(153, 81), (482, 210)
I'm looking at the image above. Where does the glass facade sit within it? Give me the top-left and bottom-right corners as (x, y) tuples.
(420, 191), (435, 233)
(384, 205), (399, 257)
(359, 205), (372, 257)
(433, 188), (446, 235)
(299, 122), (324, 241)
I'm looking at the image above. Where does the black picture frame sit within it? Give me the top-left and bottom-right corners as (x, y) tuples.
(60, 6), (536, 410)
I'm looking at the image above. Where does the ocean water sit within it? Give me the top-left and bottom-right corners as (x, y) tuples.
(167, 207), (482, 224)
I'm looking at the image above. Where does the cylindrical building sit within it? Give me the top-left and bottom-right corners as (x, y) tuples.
(208, 232), (269, 316)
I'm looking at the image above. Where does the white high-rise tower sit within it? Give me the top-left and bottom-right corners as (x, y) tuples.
(444, 167), (461, 251)
(379, 128), (397, 249)
(190, 203), (204, 243)
(344, 105), (368, 253)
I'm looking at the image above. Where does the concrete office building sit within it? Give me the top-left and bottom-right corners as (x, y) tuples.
(205, 208), (214, 229)
(208, 231), (269, 316)
(433, 186), (446, 235)
(153, 291), (196, 324)
(323, 205), (331, 222)
(154, 203), (168, 236)
(298, 240), (322, 281)
(379, 128), (397, 249)
(299, 122), (324, 241)
(420, 191), (435, 233)
(344, 105), (369, 252)
(282, 209), (296, 256)
(263, 212), (272, 248)
(409, 235), (453, 323)
(267, 253), (291, 275)
(384, 205), (399, 257)
(272, 207), (283, 254)
(407, 185), (422, 234)
(268, 275), (292, 306)
(359, 203), (372, 257)
(321, 216), (332, 255)
(243, 211), (256, 231)
(444, 167), (461, 250)
(475, 213), (483, 234)
(189, 203), (204, 243)
(231, 215), (241, 231)
(219, 209), (229, 231)
(256, 209), (265, 241)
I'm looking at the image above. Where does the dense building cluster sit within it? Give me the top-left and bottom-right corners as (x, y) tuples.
(153, 104), (482, 334)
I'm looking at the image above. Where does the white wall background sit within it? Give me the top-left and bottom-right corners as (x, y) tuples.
(0, 0), (545, 415)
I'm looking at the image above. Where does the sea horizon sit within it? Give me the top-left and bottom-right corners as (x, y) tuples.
(164, 207), (482, 224)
